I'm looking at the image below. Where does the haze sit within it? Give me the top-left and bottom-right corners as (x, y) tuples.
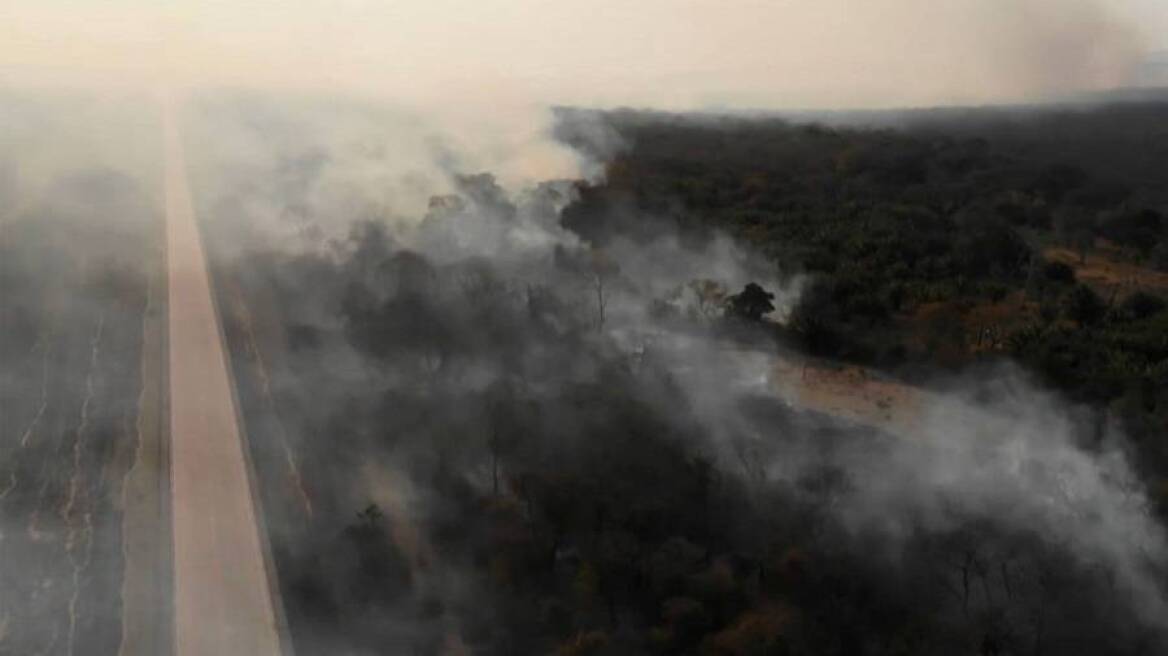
(4, 0), (1167, 110)
(6, 2), (1168, 654)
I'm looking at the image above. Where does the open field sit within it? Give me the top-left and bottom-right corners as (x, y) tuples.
(0, 96), (168, 655)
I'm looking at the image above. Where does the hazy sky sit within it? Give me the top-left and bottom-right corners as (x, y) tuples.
(3, 0), (1167, 109)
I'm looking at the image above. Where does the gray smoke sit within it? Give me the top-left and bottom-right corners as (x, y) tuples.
(181, 92), (1168, 651)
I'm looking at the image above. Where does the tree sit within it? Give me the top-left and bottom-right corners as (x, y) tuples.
(727, 283), (775, 322)
(1098, 208), (1162, 257)
(1062, 284), (1106, 326)
(1054, 209), (1095, 264)
(1151, 242), (1168, 272)
(1041, 260), (1076, 285)
(486, 384), (523, 497)
(953, 213), (1030, 278)
(1118, 291), (1166, 321)
(588, 250), (620, 331)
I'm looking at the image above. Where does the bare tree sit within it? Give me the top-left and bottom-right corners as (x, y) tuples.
(593, 272), (608, 331)
(588, 250), (619, 331)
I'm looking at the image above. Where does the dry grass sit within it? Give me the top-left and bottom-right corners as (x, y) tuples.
(1045, 245), (1168, 300)
(771, 357), (926, 436)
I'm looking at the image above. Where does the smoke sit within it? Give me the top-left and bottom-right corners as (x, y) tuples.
(0, 91), (161, 216)
(642, 308), (1168, 630)
(4, 1), (1168, 651)
(0, 94), (162, 654)
(2, 1), (1160, 110)
(170, 95), (1168, 652)
(3, 87), (1166, 652)
(179, 92), (584, 260)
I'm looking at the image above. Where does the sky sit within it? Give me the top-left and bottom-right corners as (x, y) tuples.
(3, 0), (1167, 111)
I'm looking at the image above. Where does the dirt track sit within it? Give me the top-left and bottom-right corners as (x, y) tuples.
(164, 99), (284, 656)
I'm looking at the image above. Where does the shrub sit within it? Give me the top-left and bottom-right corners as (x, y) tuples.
(1062, 284), (1107, 326)
(1119, 292), (1166, 321)
(1042, 260), (1076, 284)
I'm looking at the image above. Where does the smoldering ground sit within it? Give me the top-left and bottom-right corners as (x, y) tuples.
(179, 94), (1168, 654)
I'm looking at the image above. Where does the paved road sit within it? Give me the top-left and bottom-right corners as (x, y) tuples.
(164, 99), (285, 656)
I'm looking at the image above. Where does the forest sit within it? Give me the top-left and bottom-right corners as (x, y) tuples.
(192, 95), (1168, 655)
(560, 101), (1168, 494)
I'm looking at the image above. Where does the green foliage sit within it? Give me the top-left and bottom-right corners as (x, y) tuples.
(562, 105), (1168, 495)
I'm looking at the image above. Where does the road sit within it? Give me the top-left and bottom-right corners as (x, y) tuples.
(164, 99), (286, 656)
